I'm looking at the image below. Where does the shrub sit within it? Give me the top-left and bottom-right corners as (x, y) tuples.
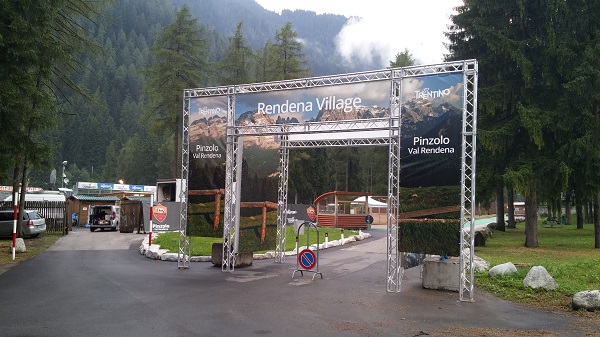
(398, 219), (460, 256)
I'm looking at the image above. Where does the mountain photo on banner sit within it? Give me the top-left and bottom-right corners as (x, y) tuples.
(397, 72), (464, 261)
(188, 96), (228, 191)
(398, 72), (464, 221)
(400, 73), (464, 188)
(234, 80), (391, 201)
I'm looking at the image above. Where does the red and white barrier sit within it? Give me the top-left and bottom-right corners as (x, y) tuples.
(148, 197), (153, 246)
(12, 204), (17, 260)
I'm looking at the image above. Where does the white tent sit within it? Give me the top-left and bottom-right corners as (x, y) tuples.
(352, 196), (387, 208)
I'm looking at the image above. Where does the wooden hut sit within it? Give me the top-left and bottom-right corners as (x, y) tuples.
(314, 191), (386, 229)
(66, 195), (119, 227)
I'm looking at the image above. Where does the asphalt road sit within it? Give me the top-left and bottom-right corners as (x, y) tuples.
(0, 227), (598, 337)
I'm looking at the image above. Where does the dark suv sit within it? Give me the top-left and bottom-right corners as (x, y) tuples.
(0, 209), (47, 237)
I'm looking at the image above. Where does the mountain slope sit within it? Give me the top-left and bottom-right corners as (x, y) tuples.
(172, 0), (374, 76)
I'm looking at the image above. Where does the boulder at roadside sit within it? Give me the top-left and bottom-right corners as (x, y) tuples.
(572, 290), (600, 311)
(523, 266), (558, 290)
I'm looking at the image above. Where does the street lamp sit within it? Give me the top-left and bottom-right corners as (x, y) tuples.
(61, 161), (68, 188)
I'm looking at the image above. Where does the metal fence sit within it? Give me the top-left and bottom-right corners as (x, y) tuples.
(0, 201), (67, 234)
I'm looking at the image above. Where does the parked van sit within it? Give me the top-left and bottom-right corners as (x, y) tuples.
(88, 205), (120, 232)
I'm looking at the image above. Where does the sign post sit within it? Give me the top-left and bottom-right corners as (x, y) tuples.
(12, 204), (17, 260)
(292, 221), (323, 280)
(149, 196), (153, 246)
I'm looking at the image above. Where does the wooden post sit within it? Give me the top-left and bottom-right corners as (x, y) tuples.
(261, 204), (267, 243)
(214, 191), (221, 231)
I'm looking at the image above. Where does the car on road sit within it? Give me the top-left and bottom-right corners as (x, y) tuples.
(0, 209), (47, 238)
(88, 205), (119, 232)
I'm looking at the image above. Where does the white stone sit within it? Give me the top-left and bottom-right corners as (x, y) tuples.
(572, 290), (600, 311)
(344, 236), (357, 244)
(144, 245), (168, 260)
(523, 266), (558, 290)
(253, 252), (274, 260)
(137, 230), (373, 263)
(488, 262), (517, 277)
(15, 238), (26, 253)
(161, 253), (179, 262)
(472, 255), (490, 272)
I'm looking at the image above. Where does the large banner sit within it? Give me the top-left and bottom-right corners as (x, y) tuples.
(400, 73), (464, 188)
(398, 73), (464, 265)
(234, 81), (391, 125)
(188, 96), (228, 191)
(233, 81), (391, 202)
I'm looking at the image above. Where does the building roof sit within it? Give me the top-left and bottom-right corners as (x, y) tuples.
(122, 196), (151, 202)
(68, 195), (119, 202)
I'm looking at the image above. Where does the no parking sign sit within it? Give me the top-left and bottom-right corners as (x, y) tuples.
(298, 249), (317, 270)
(292, 222), (323, 280)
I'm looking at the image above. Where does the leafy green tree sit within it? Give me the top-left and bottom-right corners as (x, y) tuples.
(255, 40), (275, 82)
(144, 4), (208, 178)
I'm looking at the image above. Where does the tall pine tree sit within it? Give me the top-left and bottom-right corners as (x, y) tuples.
(144, 4), (208, 178)
(265, 22), (310, 81)
(447, 0), (569, 246)
(218, 21), (254, 85)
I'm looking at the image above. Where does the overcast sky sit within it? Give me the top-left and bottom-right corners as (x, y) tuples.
(255, 0), (464, 67)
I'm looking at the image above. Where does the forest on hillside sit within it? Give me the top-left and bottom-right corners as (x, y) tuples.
(2, 0), (391, 205)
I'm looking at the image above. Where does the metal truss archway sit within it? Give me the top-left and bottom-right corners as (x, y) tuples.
(180, 60), (478, 300)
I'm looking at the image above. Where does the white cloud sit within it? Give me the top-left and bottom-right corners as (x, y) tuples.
(256, 0), (463, 67)
(402, 78), (425, 99)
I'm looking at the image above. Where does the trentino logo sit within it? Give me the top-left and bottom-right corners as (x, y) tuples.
(415, 87), (451, 100)
(199, 107), (221, 115)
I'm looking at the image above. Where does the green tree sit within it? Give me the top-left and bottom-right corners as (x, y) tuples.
(0, 0), (101, 236)
(144, 4), (208, 178)
(218, 21), (254, 85)
(447, 0), (568, 246)
(266, 22), (310, 81)
(554, 0), (600, 246)
(389, 49), (416, 68)
(255, 40), (275, 82)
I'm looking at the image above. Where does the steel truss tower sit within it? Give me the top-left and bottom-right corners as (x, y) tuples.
(181, 61), (477, 299)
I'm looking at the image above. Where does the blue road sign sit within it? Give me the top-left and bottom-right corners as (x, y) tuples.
(298, 249), (317, 270)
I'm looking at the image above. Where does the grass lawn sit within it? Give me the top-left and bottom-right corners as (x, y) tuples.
(152, 234), (222, 256)
(153, 225), (357, 256)
(474, 220), (600, 315)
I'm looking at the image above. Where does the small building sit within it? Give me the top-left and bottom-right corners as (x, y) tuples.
(314, 191), (387, 229)
(504, 201), (525, 217)
(66, 195), (119, 227)
(513, 202), (525, 216)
